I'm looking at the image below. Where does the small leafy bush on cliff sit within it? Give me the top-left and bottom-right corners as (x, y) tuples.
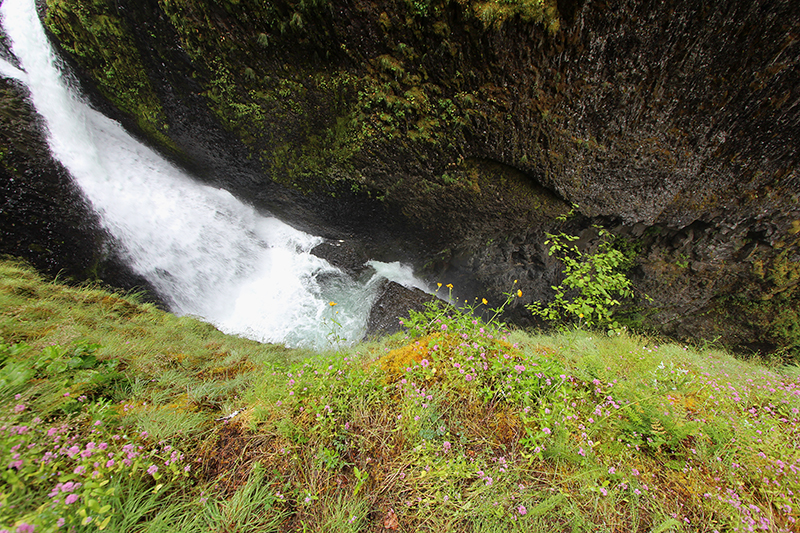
(527, 228), (635, 330)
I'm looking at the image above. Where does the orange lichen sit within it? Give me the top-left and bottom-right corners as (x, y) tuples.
(379, 335), (436, 381)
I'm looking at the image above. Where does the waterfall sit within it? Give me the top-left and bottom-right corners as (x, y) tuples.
(0, 0), (427, 349)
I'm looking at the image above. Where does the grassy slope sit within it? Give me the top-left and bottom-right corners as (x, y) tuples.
(1, 257), (798, 532)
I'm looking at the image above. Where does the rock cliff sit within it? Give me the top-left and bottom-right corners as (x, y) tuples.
(5, 0), (799, 355)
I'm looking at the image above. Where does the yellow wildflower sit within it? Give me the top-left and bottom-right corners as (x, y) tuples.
(437, 283), (442, 288)
(482, 298), (488, 305)
(517, 289), (523, 298)
(446, 283), (453, 289)
(329, 301), (337, 306)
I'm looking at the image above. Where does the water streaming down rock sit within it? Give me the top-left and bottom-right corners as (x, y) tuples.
(0, 0), (428, 349)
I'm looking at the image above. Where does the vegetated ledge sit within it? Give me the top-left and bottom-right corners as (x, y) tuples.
(2, 257), (799, 532)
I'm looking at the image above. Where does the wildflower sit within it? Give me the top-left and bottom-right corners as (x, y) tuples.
(517, 289), (522, 297)
(56, 518), (65, 528)
(482, 298), (488, 305)
(518, 505), (527, 516)
(16, 525), (35, 533)
(437, 283), (442, 288)
(579, 313), (584, 318)
(441, 323), (447, 331)
(608, 467), (616, 475)
(13, 404), (25, 414)
(421, 359), (430, 368)
(147, 465), (159, 476)
(329, 301), (336, 306)
(65, 494), (80, 505)
(542, 427), (552, 435)
(443, 441), (451, 453)
(446, 283), (453, 289)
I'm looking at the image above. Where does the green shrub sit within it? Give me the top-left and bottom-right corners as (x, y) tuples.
(527, 228), (636, 331)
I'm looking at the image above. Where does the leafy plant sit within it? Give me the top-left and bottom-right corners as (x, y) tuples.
(527, 228), (636, 331)
(34, 341), (104, 376)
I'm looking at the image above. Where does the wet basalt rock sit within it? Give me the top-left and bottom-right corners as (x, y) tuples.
(310, 240), (372, 279)
(364, 280), (436, 340)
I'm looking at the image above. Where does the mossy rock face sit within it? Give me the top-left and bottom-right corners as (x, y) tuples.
(44, 0), (174, 149)
(37, 0), (800, 356)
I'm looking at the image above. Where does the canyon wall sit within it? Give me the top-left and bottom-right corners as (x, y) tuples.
(4, 0), (798, 355)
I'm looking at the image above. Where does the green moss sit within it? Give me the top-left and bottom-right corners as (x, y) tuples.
(44, 0), (176, 152)
(721, 291), (800, 360)
(471, 0), (561, 32)
(47, 0), (562, 199)
(202, 62), (266, 142)
(714, 235), (800, 359)
(768, 248), (800, 289)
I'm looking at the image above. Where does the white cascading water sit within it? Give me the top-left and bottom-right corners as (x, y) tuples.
(0, 0), (428, 349)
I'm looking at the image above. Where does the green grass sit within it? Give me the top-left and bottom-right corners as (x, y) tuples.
(1, 257), (798, 532)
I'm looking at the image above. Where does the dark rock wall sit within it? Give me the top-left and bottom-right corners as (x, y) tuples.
(20, 0), (800, 355)
(0, 77), (99, 278)
(0, 77), (162, 297)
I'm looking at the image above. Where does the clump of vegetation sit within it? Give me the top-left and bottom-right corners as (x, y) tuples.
(470, 0), (561, 32)
(1, 257), (798, 531)
(527, 228), (640, 332)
